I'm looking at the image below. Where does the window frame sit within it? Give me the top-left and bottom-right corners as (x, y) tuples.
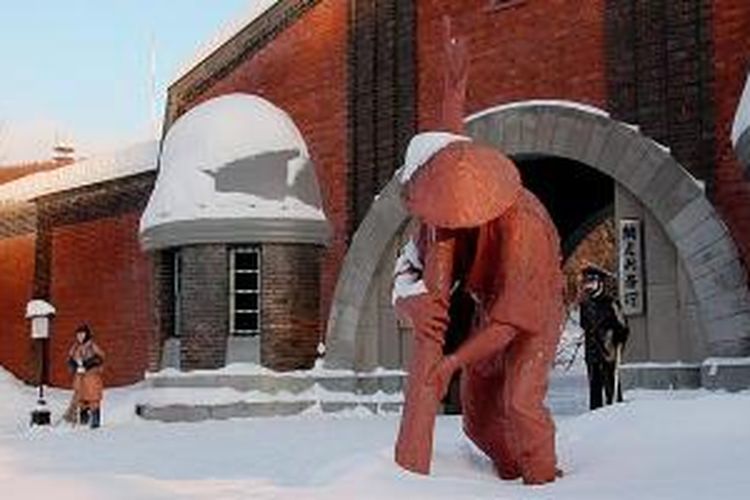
(173, 249), (182, 337)
(229, 246), (262, 336)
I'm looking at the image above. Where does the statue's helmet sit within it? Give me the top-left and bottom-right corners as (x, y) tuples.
(399, 132), (522, 228)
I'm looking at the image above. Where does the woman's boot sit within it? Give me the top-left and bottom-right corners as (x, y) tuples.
(79, 407), (90, 425)
(90, 408), (101, 429)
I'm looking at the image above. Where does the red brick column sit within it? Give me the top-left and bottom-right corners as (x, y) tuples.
(712, 0), (750, 270)
(0, 232), (37, 382)
(178, 245), (230, 370)
(261, 243), (322, 370)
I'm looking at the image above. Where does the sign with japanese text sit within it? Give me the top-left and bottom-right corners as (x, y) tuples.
(618, 218), (645, 316)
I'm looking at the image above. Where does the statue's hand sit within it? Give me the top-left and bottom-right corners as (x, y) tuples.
(428, 354), (460, 400)
(395, 292), (449, 344)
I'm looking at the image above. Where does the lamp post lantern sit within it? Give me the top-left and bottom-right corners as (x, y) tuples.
(26, 299), (56, 426)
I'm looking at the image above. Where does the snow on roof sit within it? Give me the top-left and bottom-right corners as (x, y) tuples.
(732, 72), (750, 146)
(0, 141), (158, 204)
(0, 161), (60, 185)
(173, 0), (280, 84)
(140, 93), (327, 237)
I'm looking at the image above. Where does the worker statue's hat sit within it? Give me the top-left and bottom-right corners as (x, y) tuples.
(398, 132), (522, 229)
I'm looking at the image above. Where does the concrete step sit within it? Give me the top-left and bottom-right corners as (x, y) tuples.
(146, 372), (406, 396)
(136, 365), (407, 422)
(135, 400), (404, 422)
(620, 358), (750, 391)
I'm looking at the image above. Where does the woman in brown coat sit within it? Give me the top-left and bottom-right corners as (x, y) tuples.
(65, 324), (105, 428)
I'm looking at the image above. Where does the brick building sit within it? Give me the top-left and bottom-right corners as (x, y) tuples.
(1, 0), (749, 389)
(141, 93), (330, 371)
(0, 143), (157, 387)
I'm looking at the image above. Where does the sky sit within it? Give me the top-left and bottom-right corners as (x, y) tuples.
(0, 0), (250, 165)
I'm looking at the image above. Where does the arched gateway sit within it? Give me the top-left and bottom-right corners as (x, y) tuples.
(325, 102), (750, 380)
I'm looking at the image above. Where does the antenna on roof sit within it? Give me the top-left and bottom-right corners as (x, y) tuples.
(148, 32), (160, 139)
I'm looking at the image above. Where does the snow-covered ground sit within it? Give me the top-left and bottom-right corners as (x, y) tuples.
(1, 366), (749, 499)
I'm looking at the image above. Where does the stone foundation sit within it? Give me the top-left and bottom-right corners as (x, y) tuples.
(621, 359), (750, 392)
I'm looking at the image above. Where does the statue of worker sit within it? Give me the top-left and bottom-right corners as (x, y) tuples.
(392, 17), (565, 485)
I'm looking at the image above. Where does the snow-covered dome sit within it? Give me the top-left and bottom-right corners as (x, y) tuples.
(732, 71), (750, 172)
(140, 93), (330, 250)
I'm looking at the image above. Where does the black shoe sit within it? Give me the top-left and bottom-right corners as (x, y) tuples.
(79, 408), (91, 425)
(90, 409), (101, 429)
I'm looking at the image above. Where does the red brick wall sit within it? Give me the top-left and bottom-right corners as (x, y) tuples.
(165, 0), (750, 353)
(48, 213), (151, 387)
(178, 245), (229, 370)
(261, 244), (322, 371)
(0, 234), (36, 382)
(418, 0), (750, 273)
(416, 0), (607, 129)
(175, 0), (349, 334)
(711, 0), (750, 269)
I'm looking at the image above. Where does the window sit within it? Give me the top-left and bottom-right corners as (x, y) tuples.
(229, 247), (261, 336)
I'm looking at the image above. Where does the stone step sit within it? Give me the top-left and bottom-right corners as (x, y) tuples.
(620, 359), (750, 391)
(137, 367), (408, 422)
(145, 372), (407, 396)
(135, 400), (404, 422)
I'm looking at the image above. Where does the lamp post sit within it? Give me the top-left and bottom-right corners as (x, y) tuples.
(26, 299), (56, 426)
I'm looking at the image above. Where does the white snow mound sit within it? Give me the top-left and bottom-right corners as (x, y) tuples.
(25, 300), (56, 318)
(140, 93), (326, 233)
(1, 365), (750, 498)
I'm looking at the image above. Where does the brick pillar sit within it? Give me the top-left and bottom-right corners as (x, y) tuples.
(147, 251), (175, 371)
(261, 244), (322, 371)
(348, 0), (417, 236)
(179, 245), (229, 370)
(711, 0), (750, 270)
(0, 204), (39, 384)
(605, 0), (716, 184)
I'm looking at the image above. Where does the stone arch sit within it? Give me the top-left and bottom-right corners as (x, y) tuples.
(326, 102), (750, 369)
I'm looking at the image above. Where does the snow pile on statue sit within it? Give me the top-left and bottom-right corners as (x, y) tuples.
(391, 18), (565, 485)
